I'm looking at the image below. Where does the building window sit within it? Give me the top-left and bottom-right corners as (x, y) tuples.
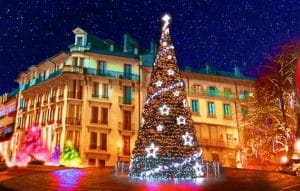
(102, 84), (109, 98)
(191, 100), (199, 113)
(207, 86), (218, 97)
(224, 88), (233, 99)
(92, 82), (99, 98)
(123, 136), (130, 156)
(90, 132), (97, 149)
(124, 64), (132, 80)
(72, 57), (78, 66)
(79, 57), (84, 67)
(100, 133), (107, 151)
(208, 102), (215, 117)
(124, 86), (132, 104)
(240, 89), (249, 99)
(74, 131), (80, 150)
(241, 106), (249, 118)
(88, 158), (96, 167)
(77, 36), (83, 46)
(123, 111), (131, 130)
(56, 132), (61, 147)
(223, 104), (231, 118)
(101, 108), (108, 124)
(66, 130), (73, 142)
(91, 107), (98, 123)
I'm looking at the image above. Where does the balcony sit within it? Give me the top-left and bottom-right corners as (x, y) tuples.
(118, 97), (133, 105)
(86, 68), (139, 81)
(199, 138), (238, 149)
(118, 122), (135, 136)
(89, 144), (97, 150)
(68, 44), (91, 52)
(66, 117), (81, 125)
(186, 87), (235, 99)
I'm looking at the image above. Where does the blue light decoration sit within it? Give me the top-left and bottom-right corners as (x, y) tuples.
(129, 14), (204, 179)
(51, 169), (86, 190)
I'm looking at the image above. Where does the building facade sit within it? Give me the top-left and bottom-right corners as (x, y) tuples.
(11, 27), (254, 167)
(0, 92), (18, 162)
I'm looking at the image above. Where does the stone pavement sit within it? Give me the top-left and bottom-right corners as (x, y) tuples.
(0, 167), (299, 191)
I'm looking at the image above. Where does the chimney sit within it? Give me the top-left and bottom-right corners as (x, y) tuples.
(150, 40), (157, 53)
(123, 34), (131, 52)
(234, 65), (241, 77)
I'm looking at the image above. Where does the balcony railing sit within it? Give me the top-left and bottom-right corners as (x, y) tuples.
(199, 138), (238, 148)
(20, 66), (140, 92)
(86, 68), (139, 81)
(118, 122), (135, 136)
(66, 117), (81, 125)
(118, 97), (133, 105)
(186, 87), (235, 99)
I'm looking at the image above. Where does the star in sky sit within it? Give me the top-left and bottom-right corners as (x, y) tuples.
(1, 1), (300, 94)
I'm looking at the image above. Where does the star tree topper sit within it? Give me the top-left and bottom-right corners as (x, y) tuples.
(146, 143), (159, 158)
(182, 132), (193, 146)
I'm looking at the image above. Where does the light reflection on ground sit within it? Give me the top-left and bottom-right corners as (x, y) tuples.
(50, 169), (87, 190)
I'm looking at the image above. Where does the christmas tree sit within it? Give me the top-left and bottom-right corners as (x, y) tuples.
(47, 146), (61, 165)
(60, 141), (82, 167)
(15, 125), (50, 166)
(129, 14), (204, 179)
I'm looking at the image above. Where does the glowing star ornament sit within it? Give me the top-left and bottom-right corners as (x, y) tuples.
(177, 115), (186, 125)
(167, 55), (172, 60)
(159, 104), (170, 116)
(146, 143), (159, 158)
(162, 41), (168, 46)
(173, 90), (180, 97)
(193, 162), (204, 177)
(156, 124), (164, 131)
(167, 69), (175, 76)
(155, 80), (163, 87)
(182, 132), (193, 146)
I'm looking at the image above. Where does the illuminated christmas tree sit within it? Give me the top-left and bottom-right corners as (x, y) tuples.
(50, 146), (61, 165)
(15, 125), (50, 166)
(129, 14), (203, 179)
(60, 141), (82, 167)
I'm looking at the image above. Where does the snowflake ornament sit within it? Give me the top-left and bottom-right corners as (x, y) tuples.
(173, 90), (180, 97)
(155, 80), (163, 87)
(159, 104), (170, 116)
(167, 69), (174, 76)
(177, 115), (186, 125)
(182, 132), (193, 146)
(146, 143), (159, 158)
(156, 124), (164, 131)
(193, 162), (204, 177)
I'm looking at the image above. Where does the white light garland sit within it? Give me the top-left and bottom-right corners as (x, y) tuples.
(182, 132), (193, 146)
(159, 104), (170, 116)
(177, 115), (186, 125)
(144, 81), (184, 106)
(139, 149), (203, 178)
(183, 99), (188, 107)
(146, 143), (159, 158)
(140, 117), (145, 128)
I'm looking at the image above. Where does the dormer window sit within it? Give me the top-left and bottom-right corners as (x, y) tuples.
(134, 47), (138, 55)
(109, 44), (114, 52)
(77, 36), (83, 46)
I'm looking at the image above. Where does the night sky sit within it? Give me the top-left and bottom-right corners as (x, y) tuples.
(1, 0), (300, 94)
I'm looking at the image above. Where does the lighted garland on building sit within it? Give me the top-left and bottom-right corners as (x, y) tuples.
(129, 14), (204, 179)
